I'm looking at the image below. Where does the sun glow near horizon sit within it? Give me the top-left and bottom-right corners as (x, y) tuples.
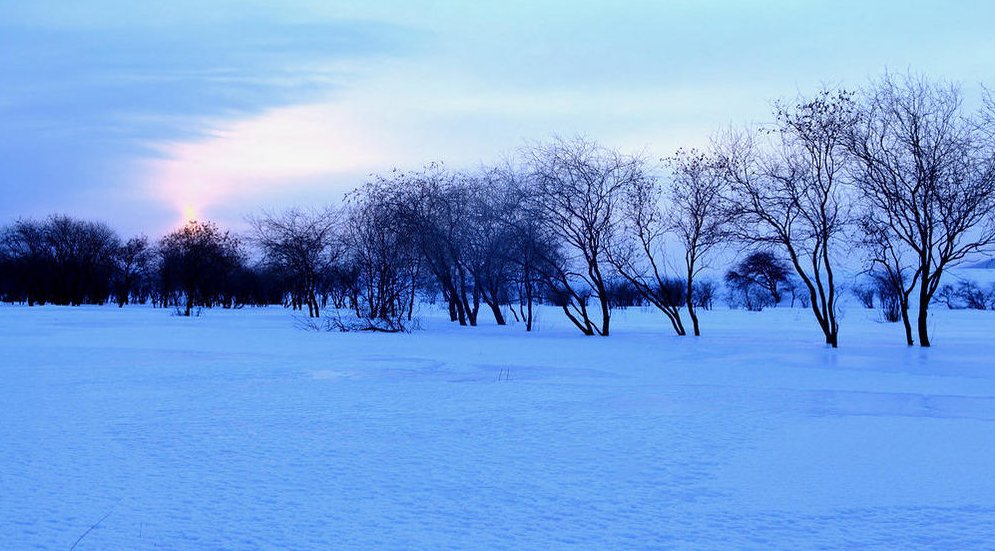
(148, 99), (392, 227)
(180, 204), (199, 225)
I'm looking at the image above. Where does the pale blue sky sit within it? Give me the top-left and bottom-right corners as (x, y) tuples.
(2, 1), (993, 234)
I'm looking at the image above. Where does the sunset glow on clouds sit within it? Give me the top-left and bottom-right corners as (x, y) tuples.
(148, 100), (386, 224)
(143, 55), (780, 228)
(3, 1), (995, 233)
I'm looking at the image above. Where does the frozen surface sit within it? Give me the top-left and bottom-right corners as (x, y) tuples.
(2, 303), (995, 549)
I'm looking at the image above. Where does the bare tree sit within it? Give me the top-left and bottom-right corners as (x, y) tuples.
(113, 235), (153, 307)
(667, 148), (727, 335)
(606, 163), (687, 336)
(249, 207), (343, 318)
(494, 166), (557, 332)
(525, 137), (640, 336)
(506, 213), (556, 332)
(342, 184), (420, 331)
(46, 215), (121, 305)
(848, 74), (995, 346)
(0, 219), (50, 305)
(463, 167), (523, 326)
(159, 221), (245, 317)
(370, 165), (481, 326)
(718, 89), (858, 347)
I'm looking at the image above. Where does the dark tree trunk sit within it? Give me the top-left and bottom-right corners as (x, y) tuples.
(917, 303), (931, 348)
(488, 301), (506, 325)
(686, 268), (700, 337)
(825, 330), (838, 347)
(900, 301), (914, 346)
(562, 303), (595, 336)
(447, 297), (458, 322)
(591, 266), (610, 336)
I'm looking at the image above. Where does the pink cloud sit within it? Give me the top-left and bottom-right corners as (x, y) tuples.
(145, 100), (388, 225)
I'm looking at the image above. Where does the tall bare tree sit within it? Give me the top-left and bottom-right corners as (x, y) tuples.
(525, 137), (640, 336)
(718, 89), (858, 347)
(667, 148), (727, 336)
(493, 164), (557, 332)
(159, 221), (245, 317)
(848, 74), (995, 346)
(249, 207), (342, 318)
(606, 164), (687, 336)
(463, 167), (522, 326)
(342, 184), (420, 331)
(369, 165), (481, 326)
(505, 208), (557, 332)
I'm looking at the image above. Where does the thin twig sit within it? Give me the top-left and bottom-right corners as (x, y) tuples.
(70, 504), (117, 551)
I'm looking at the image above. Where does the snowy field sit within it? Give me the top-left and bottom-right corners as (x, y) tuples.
(2, 303), (995, 550)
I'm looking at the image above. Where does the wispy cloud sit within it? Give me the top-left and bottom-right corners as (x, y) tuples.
(0, 1), (419, 231)
(142, 59), (782, 227)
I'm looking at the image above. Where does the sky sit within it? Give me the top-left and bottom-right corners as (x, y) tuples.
(2, 0), (994, 236)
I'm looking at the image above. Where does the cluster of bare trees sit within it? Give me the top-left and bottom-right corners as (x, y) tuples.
(848, 77), (995, 346)
(0, 215), (136, 306)
(158, 221), (262, 316)
(1, 73), (993, 346)
(318, 73), (992, 346)
(248, 208), (342, 318)
(724, 74), (994, 347)
(293, 139), (723, 335)
(0, 217), (281, 314)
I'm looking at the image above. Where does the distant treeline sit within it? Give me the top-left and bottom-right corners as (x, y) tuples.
(0, 216), (282, 313)
(2, 72), (995, 348)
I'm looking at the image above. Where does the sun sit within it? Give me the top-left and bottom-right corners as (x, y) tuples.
(180, 204), (199, 225)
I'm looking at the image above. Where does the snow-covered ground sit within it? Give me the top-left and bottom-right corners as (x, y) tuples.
(2, 303), (995, 549)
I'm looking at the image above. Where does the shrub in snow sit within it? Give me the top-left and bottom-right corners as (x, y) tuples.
(935, 281), (995, 310)
(851, 284), (876, 309)
(691, 279), (717, 311)
(873, 274), (904, 323)
(724, 251), (791, 311)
